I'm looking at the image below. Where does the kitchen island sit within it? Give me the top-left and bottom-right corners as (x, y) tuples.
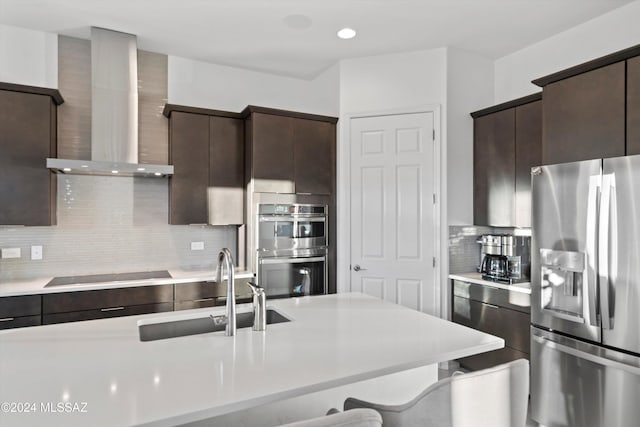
(0, 293), (503, 426)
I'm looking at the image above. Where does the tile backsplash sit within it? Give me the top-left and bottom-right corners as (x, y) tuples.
(0, 175), (237, 282)
(448, 225), (492, 274)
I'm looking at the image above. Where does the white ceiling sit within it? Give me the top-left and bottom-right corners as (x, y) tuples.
(0, 0), (633, 79)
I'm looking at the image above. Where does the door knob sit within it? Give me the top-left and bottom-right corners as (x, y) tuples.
(353, 264), (367, 272)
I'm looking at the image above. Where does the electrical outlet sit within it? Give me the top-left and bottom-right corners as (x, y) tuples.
(31, 245), (43, 260)
(1, 248), (21, 259)
(191, 241), (205, 251)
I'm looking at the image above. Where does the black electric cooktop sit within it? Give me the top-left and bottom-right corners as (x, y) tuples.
(45, 270), (172, 287)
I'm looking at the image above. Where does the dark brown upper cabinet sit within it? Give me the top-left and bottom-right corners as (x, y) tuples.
(473, 108), (515, 227)
(0, 83), (63, 226)
(293, 118), (336, 195)
(249, 112), (296, 193)
(627, 56), (640, 156)
(243, 106), (337, 195)
(165, 105), (245, 225)
(514, 100), (542, 227)
(472, 93), (542, 227)
(168, 111), (210, 225)
(540, 62), (625, 165)
(533, 44), (640, 160)
(208, 116), (245, 225)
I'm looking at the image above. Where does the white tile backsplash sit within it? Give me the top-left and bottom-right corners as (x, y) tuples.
(0, 175), (236, 282)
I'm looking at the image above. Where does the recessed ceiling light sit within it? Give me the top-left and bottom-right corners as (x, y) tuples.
(154, 172), (162, 176)
(63, 168), (71, 172)
(337, 28), (356, 40)
(111, 170), (119, 174)
(137, 167), (146, 171)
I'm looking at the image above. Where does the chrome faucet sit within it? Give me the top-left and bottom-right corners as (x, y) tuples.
(216, 248), (236, 337)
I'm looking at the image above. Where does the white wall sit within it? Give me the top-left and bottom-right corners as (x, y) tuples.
(446, 48), (494, 226)
(339, 48), (447, 114)
(168, 56), (339, 115)
(495, 1), (640, 103)
(0, 24), (57, 88)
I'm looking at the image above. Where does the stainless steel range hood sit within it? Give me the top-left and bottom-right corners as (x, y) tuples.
(47, 27), (173, 177)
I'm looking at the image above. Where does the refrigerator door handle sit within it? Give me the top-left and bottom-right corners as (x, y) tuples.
(534, 334), (640, 376)
(599, 174), (612, 330)
(585, 175), (600, 327)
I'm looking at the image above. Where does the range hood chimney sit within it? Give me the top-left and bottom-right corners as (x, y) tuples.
(47, 27), (173, 177)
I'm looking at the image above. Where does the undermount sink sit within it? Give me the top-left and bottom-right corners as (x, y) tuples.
(138, 309), (290, 342)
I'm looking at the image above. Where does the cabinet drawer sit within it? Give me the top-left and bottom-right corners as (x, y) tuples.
(174, 299), (218, 311)
(453, 295), (530, 354)
(458, 346), (529, 371)
(453, 280), (530, 314)
(0, 295), (42, 317)
(43, 285), (174, 314)
(0, 315), (42, 330)
(43, 302), (173, 325)
(174, 282), (215, 301)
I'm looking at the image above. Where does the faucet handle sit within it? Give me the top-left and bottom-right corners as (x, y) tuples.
(248, 282), (267, 331)
(247, 281), (264, 295)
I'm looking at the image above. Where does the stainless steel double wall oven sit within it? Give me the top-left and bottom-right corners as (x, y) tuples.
(255, 204), (328, 298)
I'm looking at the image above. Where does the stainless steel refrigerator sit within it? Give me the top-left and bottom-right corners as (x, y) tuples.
(531, 156), (640, 427)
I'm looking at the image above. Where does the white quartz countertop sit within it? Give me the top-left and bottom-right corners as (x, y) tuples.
(449, 272), (531, 294)
(0, 293), (503, 427)
(0, 268), (254, 297)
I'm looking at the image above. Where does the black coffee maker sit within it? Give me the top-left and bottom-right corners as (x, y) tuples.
(478, 234), (530, 283)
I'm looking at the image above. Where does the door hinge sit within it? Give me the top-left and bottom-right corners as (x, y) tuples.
(433, 193), (437, 204)
(432, 257), (436, 267)
(432, 129), (435, 141)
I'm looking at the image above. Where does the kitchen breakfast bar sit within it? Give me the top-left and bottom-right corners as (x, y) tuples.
(0, 293), (503, 427)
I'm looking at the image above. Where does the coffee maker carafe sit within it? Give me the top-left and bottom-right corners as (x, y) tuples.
(481, 253), (509, 278)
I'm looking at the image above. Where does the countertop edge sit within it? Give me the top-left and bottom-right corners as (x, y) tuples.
(448, 273), (531, 294)
(0, 270), (255, 298)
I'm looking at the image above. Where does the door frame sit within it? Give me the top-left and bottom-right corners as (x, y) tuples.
(337, 105), (444, 316)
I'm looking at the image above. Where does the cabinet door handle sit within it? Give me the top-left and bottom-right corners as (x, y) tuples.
(0, 317), (15, 322)
(100, 306), (125, 312)
(193, 298), (214, 303)
(482, 302), (500, 309)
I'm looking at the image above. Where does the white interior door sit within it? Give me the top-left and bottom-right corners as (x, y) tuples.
(350, 112), (436, 314)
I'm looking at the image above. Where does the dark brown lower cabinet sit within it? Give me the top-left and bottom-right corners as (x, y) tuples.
(0, 295), (42, 330)
(174, 281), (217, 311)
(10, 279), (257, 328)
(42, 285), (174, 325)
(174, 279), (254, 311)
(452, 280), (530, 371)
(43, 303), (173, 325)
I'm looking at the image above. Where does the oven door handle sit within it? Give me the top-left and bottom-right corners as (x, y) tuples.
(295, 217), (326, 222)
(259, 216), (325, 222)
(260, 256), (326, 265)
